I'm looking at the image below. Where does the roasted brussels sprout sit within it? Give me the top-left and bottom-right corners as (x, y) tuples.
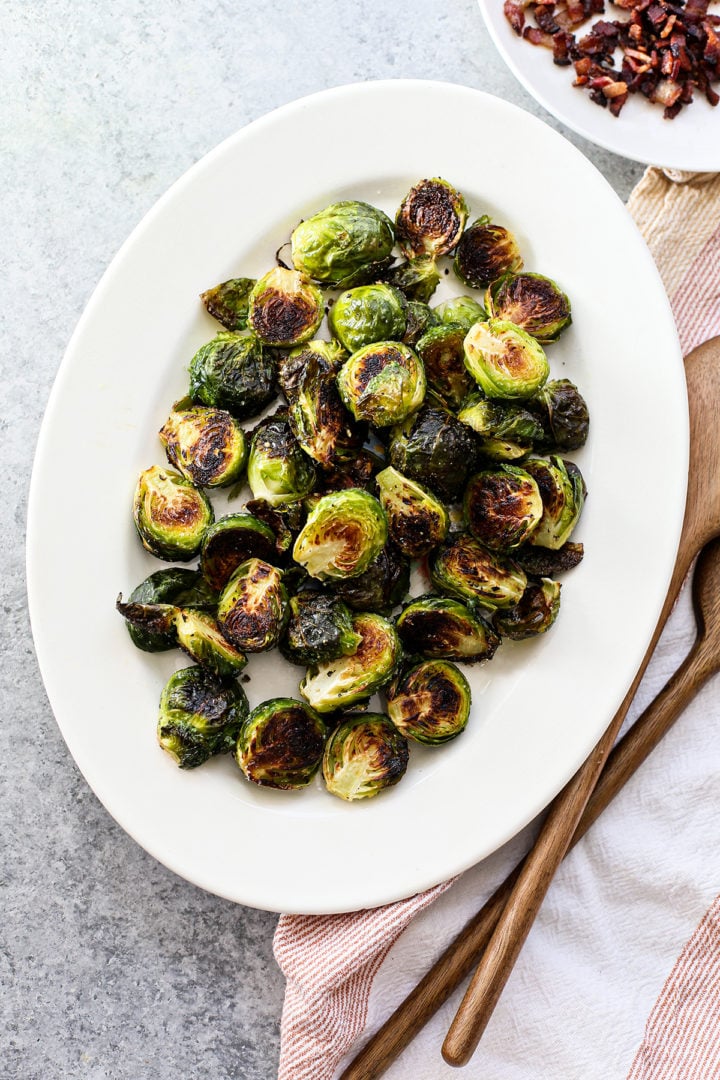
(300, 612), (401, 713)
(323, 713), (409, 801)
(287, 350), (362, 467)
(330, 541), (410, 615)
(337, 341), (426, 428)
(159, 400), (247, 488)
(217, 558), (288, 652)
(396, 178), (468, 259)
(200, 277), (255, 331)
(384, 256), (441, 304)
(188, 330), (276, 420)
(376, 465), (449, 558)
(433, 295), (487, 331)
(133, 465), (213, 561)
(158, 665), (248, 769)
(278, 338), (347, 403)
(430, 534), (527, 609)
(175, 608), (248, 676)
(200, 513), (277, 591)
(386, 659), (471, 744)
(329, 284), (406, 353)
(513, 539), (584, 577)
(415, 324), (473, 408)
(464, 466), (543, 551)
(245, 498), (305, 561)
(492, 578), (562, 639)
(115, 597), (178, 643)
(280, 591), (361, 666)
(464, 319), (549, 400)
(291, 200), (395, 285)
(235, 698), (327, 789)
(457, 392), (545, 460)
(403, 301), (439, 348)
(388, 400), (479, 502)
(120, 568), (217, 652)
(316, 446), (385, 494)
(248, 267), (324, 347)
(293, 488), (388, 581)
(247, 412), (316, 507)
(531, 379), (589, 452)
(485, 272), (571, 343)
(454, 216), (523, 289)
(396, 594), (500, 663)
(523, 456), (585, 550)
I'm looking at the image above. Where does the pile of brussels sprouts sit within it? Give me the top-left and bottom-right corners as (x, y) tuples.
(117, 178), (589, 802)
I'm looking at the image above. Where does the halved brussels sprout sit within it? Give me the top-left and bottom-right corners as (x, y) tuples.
(396, 594), (500, 663)
(291, 200), (395, 285)
(188, 330), (276, 420)
(316, 446), (385, 495)
(280, 591), (361, 666)
(292, 488), (388, 581)
(485, 272), (571, 343)
(403, 301), (439, 348)
(430, 535), (527, 609)
(531, 379), (589, 452)
(457, 392), (545, 461)
(133, 465), (213, 561)
(200, 513), (277, 592)
(200, 277), (255, 331)
(386, 659), (471, 744)
(245, 498), (306, 561)
(329, 542), (410, 615)
(120, 568), (217, 652)
(115, 598), (178, 644)
(395, 178), (468, 259)
(322, 713), (409, 801)
(159, 400), (247, 488)
(454, 216), (523, 289)
(376, 465), (449, 558)
(329, 283), (406, 353)
(384, 256), (441, 304)
(175, 608), (248, 676)
(492, 578), (562, 639)
(433, 295), (487, 331)
(464, 319), (549, 400)
(247, 412), (316, 507)
(337, 341), (426, 428)
(235, 698), (327, 789)
(248, 267), (324, 347)
(464, 466), (543, 551)
(300, 612), (401, 713)
(288, 351), (362, 467)
(388, 400), (479, 502)
(158, 665), (248, 769)
(217, 558), (289, 652)
(513, 539), (584, 577)
(415, 324), (473, 408)
(278, 338), (348, 403)
(523, 456), (585, 550)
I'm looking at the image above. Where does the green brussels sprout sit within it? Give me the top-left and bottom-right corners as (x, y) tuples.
(245, 498), (306, 562)
(492, 578), (562, 639)
(322, 713), (409, 801)
(433, 295), (488, 332)
(300, 612), (401, 714)
(376, 465), (449, 559)
(464, 319), (549, 400)
(329, 284), (407, 353)
(464, 466), (543, 551)
(200, 513), (278, 591)
(337, 341), (426, 428)
(316, 446), (385, 494)
(485, 272), (571, 343)
(523, 456), (585, 550)
(292, 488), (388, 581)
(188, 330), (276, 420)
(247, 411), (316, 507)
(248, 267), (324, 347)
(386, 659), (471, 744)
(288, 351), (362, 467)
(384, 256), (441, 304)
(291, 200), (395, 285)
(217, 558), (289, 652)
(159, 400), (247, 488)
(132, 465), (213, 561)
(280, 591), (361, 666)
(388, 400), (479, 502)
(158, 665), (249, 769)
(395, 178), (468, 259)
(115, 597), (178, 644)
(395, 594), (500, 663)
(457, 392), (545, 461)
(513, 539), (584, 577)
(430, 534), (527, 609)
(329, 542), (410, 615)
(120, 568), (217, 652)
(415, 324), (473, 409)
(278, 338), (348, 403)
(200, 277), (255, 331)
(402, 301), (439, 348)
(531, 379), (589, 452)
(175, 608), (248, 676)
(454, 216), (523, 289)
(235, 697), (327, 789)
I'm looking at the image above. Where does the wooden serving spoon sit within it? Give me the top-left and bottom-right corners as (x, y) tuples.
(340, 335), (720, 1080)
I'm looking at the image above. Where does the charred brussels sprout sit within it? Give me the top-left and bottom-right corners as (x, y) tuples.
(200, 277), (255, 331)
(133, 465), (213, 561)
(513, 540), (584, 577)
(247, 412), (316, 507)
(396, 594), (500, 663)
(188, 330), (276, 420)
(293, 489), (388, 581)
(175, 608), (248, 676)
(485, 272), (571, 343)
(492, 578), (561, 639)
(248, 267), (324, 347)
(386, 660), (471, 744)
(291, 200), (395, 285)
(323, 713), (409, 801)
(337, 342), (426, 428)
(330, 542), (410, 615)
(300, 612), (401, 714)
(316, 446), (385, 495)
(376, 466), (449, 558)
(464, 466), (543, 551)
(121, 568), (217, 652)
(281, 591), (361, 666)
(246, 498), (306, 561)
(430, 534), (527, 609)
(433, 295), (487, 331)
(384, 256), (441, 304)
(464, 319), (549, 400)
(200, 513), (277, 591)
(396, 178), (468, 259)
(523, 456), (585, 550)
(159, 401), (246, 488)
(454, 216), (523, 289)
(457, 393), (545, 461)
(278, 338), (347, 403)
(531, 379), (589, 452)
(158, 666), (248, 769)
(217, 558), (288, 652)
(403, 301), (439, 347)
(415, 324), (473, 409)
(329, 284), (406, 353)
(235, 698), (326, 789)
(389, 401), (479, 502)
(288, 350), (362, 467)
(115, 598), (178, 646)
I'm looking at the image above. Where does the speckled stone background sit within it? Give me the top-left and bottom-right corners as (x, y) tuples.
(2, 2), (644, 1077)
